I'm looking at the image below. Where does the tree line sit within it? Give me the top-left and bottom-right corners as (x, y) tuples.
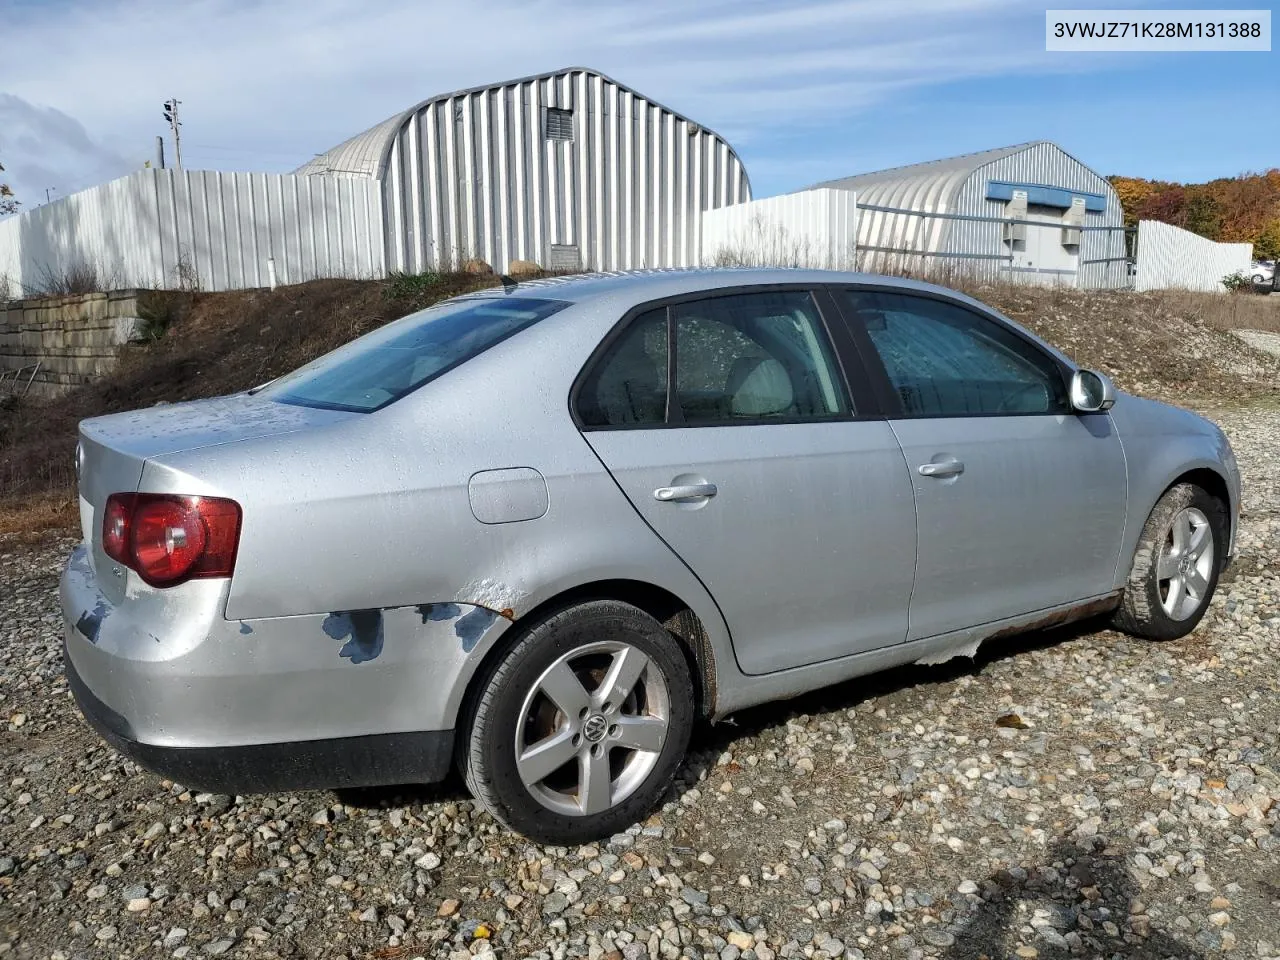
(1109, 170), (1280, 261)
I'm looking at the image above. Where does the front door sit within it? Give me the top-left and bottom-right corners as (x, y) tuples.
(575, 290), (917, 674)
(833, 288), (1128, 641)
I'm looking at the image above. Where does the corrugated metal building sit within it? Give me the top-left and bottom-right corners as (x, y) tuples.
(297, 67), (752, 275)
(809, 141), (1128, 288)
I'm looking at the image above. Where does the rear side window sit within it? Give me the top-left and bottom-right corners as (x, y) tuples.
(576, 291), (850, 428)
(672, 292), (848, 423)
(839, 290), (1068, 417)
(577, 309), (668, 427)
(261, 297), (569, 413)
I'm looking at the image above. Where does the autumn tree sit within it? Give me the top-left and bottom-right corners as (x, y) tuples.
(1108, 169), (1280, 259)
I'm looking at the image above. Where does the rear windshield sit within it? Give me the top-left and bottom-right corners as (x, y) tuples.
(259, 296), (569, 412)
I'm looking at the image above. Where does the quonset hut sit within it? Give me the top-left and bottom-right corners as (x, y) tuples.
(297, 67), (752, 275)
(810, 141), (1128, 288)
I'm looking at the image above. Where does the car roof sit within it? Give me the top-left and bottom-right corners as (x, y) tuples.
(465, 268), (981, 310)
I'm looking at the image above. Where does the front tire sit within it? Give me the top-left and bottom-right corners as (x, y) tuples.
(460, 600), (695, 845)
(1112, 483), (1227, 640)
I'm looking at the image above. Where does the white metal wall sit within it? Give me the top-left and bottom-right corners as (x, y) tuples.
(381, 68), (751, 274)
(700, 189), (858, 269)
(0, 170), (385, 295)
(1134, 220), (1253, 293)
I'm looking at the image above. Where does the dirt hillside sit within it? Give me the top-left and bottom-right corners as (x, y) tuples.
(1, 274), (1278, 535)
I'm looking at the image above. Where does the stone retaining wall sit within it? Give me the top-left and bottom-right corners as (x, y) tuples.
(0, 291), (146, 399)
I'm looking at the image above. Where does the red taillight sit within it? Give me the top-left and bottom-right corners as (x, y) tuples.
(102, 494), (133, 565)
(100, 494), (242, 587)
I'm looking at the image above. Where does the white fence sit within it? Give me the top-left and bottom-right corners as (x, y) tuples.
(700, 189), (858, 270)
(0, 169), (386, 295)
(1134, 219), (1253, 293)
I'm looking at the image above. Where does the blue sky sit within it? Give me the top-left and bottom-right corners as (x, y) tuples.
(0, 0), (1275, 210)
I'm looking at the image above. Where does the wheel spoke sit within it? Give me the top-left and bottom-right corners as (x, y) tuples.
(1186, 568), (1209, 600)
(596, 646), (650, 709)
(1171, 513), (1192, 554)
(578, 749), (613, 815)
(1187, 521), (1210, 559)
(516, 729), (578, 787)
(1156, 550), (1179, 579)
(537, 661), (592, 718)
(613, 714), (666, 753)
(1163, 576), (1184, 617)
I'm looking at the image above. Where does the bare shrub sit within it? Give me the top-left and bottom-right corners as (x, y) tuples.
(174, 249), (201, 292)
(708, 213), (855, 271)
(26, 260), (118, 297)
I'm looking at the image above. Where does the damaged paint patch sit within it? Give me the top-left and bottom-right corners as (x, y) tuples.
(416, 602), (461, 623)
(454, 607), (500, 652)
(914, 637), (983, 666)
(323, 610), (385, 664)
(455, 577), (526, 619)
(239, 622), (254, 635)
(75, 599), (110, 644)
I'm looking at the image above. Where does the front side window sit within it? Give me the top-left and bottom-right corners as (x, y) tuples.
(839, 291), (1068, 417)
(672, 292), (849, 424)
(260, 296), (568, 413)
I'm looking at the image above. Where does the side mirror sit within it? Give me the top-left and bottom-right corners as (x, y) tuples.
(1070, 369), (1115, 413)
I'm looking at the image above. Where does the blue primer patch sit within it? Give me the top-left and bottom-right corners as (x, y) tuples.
(323, 610), (385, 664)
(416, 602), (461, 623)
(239, 622), (254, 635)
(454, 607), (499, 652)
(75, 599), (110, 644)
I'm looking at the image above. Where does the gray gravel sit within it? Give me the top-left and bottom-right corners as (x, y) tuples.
(2, 404), (1279, 960)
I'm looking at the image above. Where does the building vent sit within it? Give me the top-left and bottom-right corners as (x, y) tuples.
(1061, 197), (1086, 247)
(549, 243), (581, 271)
(1002, 188), (1028, 245)
(545, 108), (574, 142)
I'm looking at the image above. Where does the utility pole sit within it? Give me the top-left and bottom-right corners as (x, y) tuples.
(44, 187), (55, 204)
(155, 135), (166, 170)
(162, 98), (183, 168)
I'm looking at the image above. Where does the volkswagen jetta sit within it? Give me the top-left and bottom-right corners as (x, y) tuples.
(61, 269), (1240, 844)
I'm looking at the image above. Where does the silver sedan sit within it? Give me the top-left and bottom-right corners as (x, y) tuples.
(60, 269), (1240, 844)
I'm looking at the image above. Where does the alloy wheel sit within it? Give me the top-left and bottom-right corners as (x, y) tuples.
(514, 641), (670, 817)
(1157, 506), (1215, 621)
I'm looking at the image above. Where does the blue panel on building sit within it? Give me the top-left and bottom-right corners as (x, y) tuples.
(986, 180), (1107, 213)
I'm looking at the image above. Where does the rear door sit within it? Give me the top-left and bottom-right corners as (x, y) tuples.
(575, 288), (917, 675)
(832, 287), (1128, 641)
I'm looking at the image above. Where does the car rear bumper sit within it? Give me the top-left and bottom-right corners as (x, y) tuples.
(58, 544), (505, 793)
(64, 647), (454, 793)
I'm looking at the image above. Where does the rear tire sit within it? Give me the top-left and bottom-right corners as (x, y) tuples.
(460, 600), (694, 845)
(1112, 483), (1226, 640)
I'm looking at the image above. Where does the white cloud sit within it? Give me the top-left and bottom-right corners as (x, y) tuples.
(0, 0), (1092, 201)
(0, 95), (134, 209)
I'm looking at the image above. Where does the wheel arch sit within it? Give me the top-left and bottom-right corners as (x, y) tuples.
(1117, 461), (1236, 588)
(455, 579), (719, 736)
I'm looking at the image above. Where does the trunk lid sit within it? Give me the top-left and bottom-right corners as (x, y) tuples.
(78, 393), (358, 603)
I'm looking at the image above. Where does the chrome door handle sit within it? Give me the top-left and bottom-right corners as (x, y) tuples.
(918, 459), (965, 478)
(654, 482), (718, 502)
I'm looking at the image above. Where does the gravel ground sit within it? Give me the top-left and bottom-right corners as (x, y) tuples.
(2, 404), (1279, 960)
(1233, 330), (1280, 361)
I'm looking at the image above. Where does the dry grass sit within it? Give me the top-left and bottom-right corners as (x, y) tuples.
(0, 492), (78, 539)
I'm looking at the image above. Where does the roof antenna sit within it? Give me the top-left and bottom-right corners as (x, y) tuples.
(500, 274), (518, 294)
